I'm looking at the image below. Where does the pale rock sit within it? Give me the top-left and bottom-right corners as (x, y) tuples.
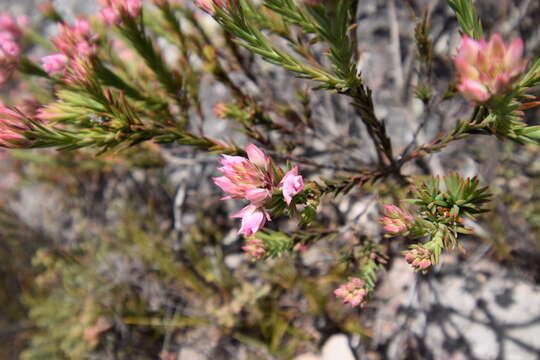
(321, 334), (355, 360)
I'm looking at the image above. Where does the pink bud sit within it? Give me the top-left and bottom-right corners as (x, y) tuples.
(379, 205), (413, 236)
(242, 238), (266, 261)
(404, 246), (432, 272)
(246, 143), (269, 169)
(334, 278), (367, 308)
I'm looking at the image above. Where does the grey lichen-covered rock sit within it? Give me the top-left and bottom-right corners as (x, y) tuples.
(372, 258), (540, 360)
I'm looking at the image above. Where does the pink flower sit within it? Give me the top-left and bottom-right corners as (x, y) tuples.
(378, 205), (413, 236)
(454, 33), (527, 103)
(0, 106), (30, 148)
(53, 18), (97, 58)
(231, 204), (270, 236)
(100, 8), (120, 25)
(213, 144), (273, 205)
(334, 278), (367, 308)
(280, 165), (304, 205)
(404, 246), (432, 272)
(242, 238), (266, 261)
(0, 13), (25, 86)
(98, 0), (142, 25)
(194, 0), (230, 15)
(41, 53), (68, 76)
(0, 14), (27, 39)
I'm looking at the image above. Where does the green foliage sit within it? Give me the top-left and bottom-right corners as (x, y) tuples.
(447, 0), (483, 39)
(404, 173), (492, 266)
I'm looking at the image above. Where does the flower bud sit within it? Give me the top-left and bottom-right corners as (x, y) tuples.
(242, 238), (266, 261)
(334, 278), (367, 308)
(378, 205), (413, 236)
(404, 246), (432, 272)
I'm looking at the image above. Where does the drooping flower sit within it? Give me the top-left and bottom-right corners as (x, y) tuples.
(0, 106), (30, 148)
(280, 165), (304, 205)
(231, 204), (270, 236)
(454, 33), (527, 103)
(41, 53), (68, 76)
(242, 238), (266, 261)
(334, 278), (368, 308)
(378, 205), (413, 236)
(404, 245), (432, 272)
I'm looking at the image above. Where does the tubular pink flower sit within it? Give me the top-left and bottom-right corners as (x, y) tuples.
(454, 33), (527, 103)
(41, 53), (68, 76)
(232, 204), (270, 236)
(242, 238), (266, 261)
(280, 166), (304, 205)
(334, 278), (367, 308)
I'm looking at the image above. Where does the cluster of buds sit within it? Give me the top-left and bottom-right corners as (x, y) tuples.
(454, 33), (527, 104)
(404, 245), (432, 272)
(333, 278), (367, 308)
(0, 14), (27, 85)
(0, 106), (30, 148)
(98, 0), (142, 25)
(194, 0), (230, 15)
(41, 18), (98, 78)
(378, 205), (413, 236)
(213, 144), (304, 236)
(241, 238), (266, 261)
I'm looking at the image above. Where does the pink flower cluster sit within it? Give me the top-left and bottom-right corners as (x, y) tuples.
(213, 144), (304, 237)
(334, 278), (367, 308)
(194, 0), (230, 15)
(0, 14), (27, 85)
(242, 238), (266, 261)
(0, 106), (29, 148)
(42, 18), (96, 77)
(404, 246), (432, 272)
(454, 34), (527, 103)
(98, 0), (142, 25)
(379, 205), (413, 236)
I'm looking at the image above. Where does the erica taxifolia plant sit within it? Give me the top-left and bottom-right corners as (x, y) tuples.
(1, 0), (540, 356)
